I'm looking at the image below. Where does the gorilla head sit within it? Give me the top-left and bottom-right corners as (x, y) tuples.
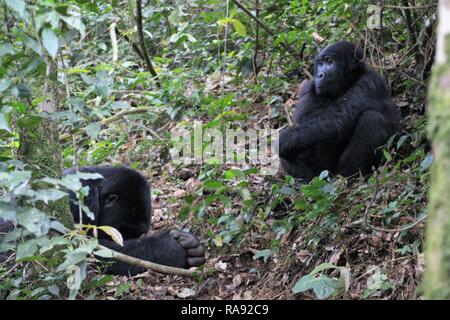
(64, 166), (205, 275)
(66, 166), (151, 239)
(314, 41), (364, 97)
(278, 40), (400, 181)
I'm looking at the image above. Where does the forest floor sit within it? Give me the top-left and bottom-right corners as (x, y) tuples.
(99, 79), (428, 300)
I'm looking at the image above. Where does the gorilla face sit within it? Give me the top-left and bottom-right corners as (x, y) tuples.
(94, 168), (151, 239)
(314, 53), (343, 97)
(314, 41), (364, 98)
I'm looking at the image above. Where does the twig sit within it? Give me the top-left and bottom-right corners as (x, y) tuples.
(283, 104), (293, 127)
(363, 173), (381, 229)
(366, 214), (427, 233)
(363, 163), (427, 233)
(109, 20), (119, 63)
(230, 0), (273, 36)
(115, 26), (145, 61)
(385, 4), (437, 10)
(135, 0), (160, 87)
(252, 0), (260, 81)
(230, 0), (313, 80)
(59, 107), (158, 141)
(97, 244), (197, 277)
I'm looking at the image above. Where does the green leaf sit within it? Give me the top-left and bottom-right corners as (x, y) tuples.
(0, 79), (12, 92)
(203, 180), (225, 190)
(383, 150), (392, 162)
(85, 275), (114, 289)
(16, 208), (51, 237)
(292, 274), (340, 299)
(57, 251), (87, 272)
(24, 36), (42, 55)
(85, 122), (101, 139)
(66, 264), (85, 292)
(0, 113), (12, 133)
(420, 154), (433, 171)
(16, 239), (38, 260)
(0, 43), (14, 57)
(278, 186), (296, 195)
(312, 276), (341, 300)
(97, 226), (123, 246)
(94, 248), (114, 258)
(48, 285), (60, 297)
(34, 189), (67, 203)
(0, 202), (16, 221)
(5, 0), (26, 19)
(253, 249), (272, 263)
(292, 274), (315, 293)
(61, 14), (86, 36)
(232, 19), (247, 37)
(114, 282), (131, 297)
(42, 28), (59, 58)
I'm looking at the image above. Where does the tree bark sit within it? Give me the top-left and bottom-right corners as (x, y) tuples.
(425, 0), (450, 299)
(17, 62), (74, 228)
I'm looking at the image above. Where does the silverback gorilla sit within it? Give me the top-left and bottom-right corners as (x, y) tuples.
(278, 41), (400, 181)
(63, 166), (205, 275)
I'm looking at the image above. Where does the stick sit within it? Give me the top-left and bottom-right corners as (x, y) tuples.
(97, 244), (197, 277)
(135, 0), (160, 87)
(59, 107), (158, 141)
(230, 0), (313, 80)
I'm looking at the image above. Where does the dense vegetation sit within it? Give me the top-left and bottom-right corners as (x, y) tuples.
(0, 0), (437, 299)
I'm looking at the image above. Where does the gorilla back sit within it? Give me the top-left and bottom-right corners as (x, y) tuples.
(64, 166), (205, 275)
(278, 41), (400, 181)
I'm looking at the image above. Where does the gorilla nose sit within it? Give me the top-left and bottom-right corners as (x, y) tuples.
(316, 73), (324, 80)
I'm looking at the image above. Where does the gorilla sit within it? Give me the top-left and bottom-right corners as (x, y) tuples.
(63, 166), (205, 276)
(278, 41), (400, 182)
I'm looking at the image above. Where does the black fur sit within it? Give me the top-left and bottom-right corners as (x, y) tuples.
(64, 166), (205, 275)
(278, 41), (400, 181)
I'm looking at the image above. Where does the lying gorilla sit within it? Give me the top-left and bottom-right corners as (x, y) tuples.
(64, 166), (205, 275)
(278, 41), (400, 182)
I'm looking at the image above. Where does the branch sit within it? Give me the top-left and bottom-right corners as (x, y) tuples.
(252, 0), (260, 80)
(97, 244), (197, 277)
(59, 107), (159, 141)
(230, 0), (313, 79)
(135, 0), (160, 87)
(231, 0), (273, 35)
(115, 26), (145, 62)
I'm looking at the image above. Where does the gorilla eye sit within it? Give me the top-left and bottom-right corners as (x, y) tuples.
(325, 56), (333, 64)
(103, 194), (118, 206)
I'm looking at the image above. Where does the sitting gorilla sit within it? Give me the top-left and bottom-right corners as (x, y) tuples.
(278, 41), (400, 181)
(63, 166), (205, 276)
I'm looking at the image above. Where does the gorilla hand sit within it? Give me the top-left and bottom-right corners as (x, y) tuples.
(169, 230), (205, 267)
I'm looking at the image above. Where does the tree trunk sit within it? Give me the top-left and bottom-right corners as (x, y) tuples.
(425, 0), (450, 299)
(17, 62), (74, 228)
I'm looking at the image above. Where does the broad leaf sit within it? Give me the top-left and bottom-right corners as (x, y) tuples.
(85, 122), (101, 139)
(5, 0), (26, 19)
(16, 239), (38, 260)
(0, 113), (12, 133)
(232, 19), (247, 37)
(42, 28), (59, 59)
(98, 226), (123, 246)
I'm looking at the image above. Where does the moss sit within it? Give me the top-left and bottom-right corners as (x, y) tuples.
(17, 116), (74, 229)
(425, 62), (450, 299)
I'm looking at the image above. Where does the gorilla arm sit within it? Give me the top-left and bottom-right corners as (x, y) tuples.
(98, 230), (205, 276)
(278, 72), (387, 159)
(278, 106), (360, 158)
